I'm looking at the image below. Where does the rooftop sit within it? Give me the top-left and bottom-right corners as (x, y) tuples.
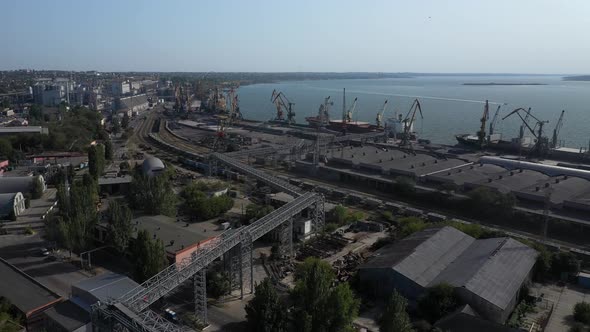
(0, 257), (62, 317)
(132, 215), (219, 256)
(44, 300), (90, 331)
(73, 272), (140, 304)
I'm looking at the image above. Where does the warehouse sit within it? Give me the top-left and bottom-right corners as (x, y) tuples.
(0, 175), (46, 195)
(359, 226), (538, 324)
(0, 192), (26, 218)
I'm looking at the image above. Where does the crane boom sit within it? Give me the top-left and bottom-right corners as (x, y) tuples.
(271, 90), (296, 124)
(346, 97), (358, 122)
(375, 99), (389, 128)
(489, 104), (502, 135)
(399, 99), (423, 148)
(477, 100), (490, 147)
(551, 110), (565, 148)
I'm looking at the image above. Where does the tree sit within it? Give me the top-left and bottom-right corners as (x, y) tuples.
(48, 180), (98, 255)
(182, 182), (233, 220)
(552, 251), (580, 278)
(122, 113), (130, 129)
(128, 171), (177, 217)
(244, 204), (274, 223)
(574, 302), (590, 324)
(328, 205), (365, 226)
(119, 161), (130, 171)
(132, 230), (167, 283)
(29, 104), (43, 122)
(245, 278), (288, 332)
(104, 139), (113, 161)
(112, 117), (121, 135)
(106, 200), (133, 253)
(0, 138), (14, 161)
(418, 283), (459, 323)
(467, 187), (515, 218)
(380, 290), (414, 332)
(31, 175), (44, 199)
(393, 176), (416, 196)
(292, 257), (360, 332)
(88, 144), (105, 179)
(207, 271), (231, 299)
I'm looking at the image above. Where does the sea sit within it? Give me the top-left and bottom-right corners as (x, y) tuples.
(236, 75), (590, 148)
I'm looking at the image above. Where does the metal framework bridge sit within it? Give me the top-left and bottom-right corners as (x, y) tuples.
(92, 153), (324, 332)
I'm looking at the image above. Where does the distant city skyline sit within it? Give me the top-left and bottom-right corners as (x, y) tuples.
(2, 0), (590, 74)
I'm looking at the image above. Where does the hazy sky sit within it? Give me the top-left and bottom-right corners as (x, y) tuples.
(2, 0), (590, 73)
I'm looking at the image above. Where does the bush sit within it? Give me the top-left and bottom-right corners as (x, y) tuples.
(574, 302), (590, 324)
(324, 223), (338, 233)
(24, 226), (34, 235)
(397, 217), (427, 238)
(418, 283), (459, 323)
(570, 322), (586, 332)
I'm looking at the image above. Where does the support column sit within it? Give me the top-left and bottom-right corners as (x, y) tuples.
(194, 268), (207, 325)
(312, 195), (325, 233)
(278, 219), (294, 259)
(240, 232), (253, 298)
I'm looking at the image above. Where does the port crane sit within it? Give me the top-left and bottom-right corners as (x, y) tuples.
(271, 90), (296, 124)
(502, 107), (549, 157)
(476, 100), (490, 147)
(399, 99), (423, 149)
(375, 99), (389, 128)
(345, 97), (358, 123)
(550, 110), (565, 148)
(488, 104), (502, 136)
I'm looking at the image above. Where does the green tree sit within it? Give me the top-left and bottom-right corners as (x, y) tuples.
(29, 104), (43, 122)
(112, 117), (121, 135)
(119, 161), (130, 171)
(207, 271), (231, 299)
(129, 171), (177, 216)
(552, 251), (580, 278)
(328, 205), (365, 226)
(122, 113), (130, 129)
(182, 181), (233, 220)
(104, 139), (113, 161)
(292, 257), (360, 332)
(380, 290), (414, 332)
(397, 217), (427, 238)
(245, 278), (288, 332)
(467, 187), (515, 218)
(31, 175), (44, 199)
(244, 204), (274, 223)
(106, 200), (133, 253)
(574, 302), (590, 324)
(0, 138), (14, 161)
(393, 176), (416, 196)
(48, 179), (98, 255)
(88, 144), (105, 179)
(418, 283), (459, 323)
(132, 230), (167, 283)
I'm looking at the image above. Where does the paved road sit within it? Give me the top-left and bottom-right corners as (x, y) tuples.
(0, 233), (90, 297)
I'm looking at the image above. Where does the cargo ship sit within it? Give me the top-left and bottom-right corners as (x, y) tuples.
(305, 89), (380, 133)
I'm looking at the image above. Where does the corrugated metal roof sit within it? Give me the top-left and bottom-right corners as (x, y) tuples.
(73, 273), (140, 303)
(394, 227), (475, 287)
(360, 227), (538, 311)
(463, 238), (537, 310)
(0, 176), (35, 194)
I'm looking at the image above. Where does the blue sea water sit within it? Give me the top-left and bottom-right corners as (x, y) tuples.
(237, 75), (590, 148)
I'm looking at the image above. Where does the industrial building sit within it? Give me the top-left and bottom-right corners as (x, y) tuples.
(359, 226), (538, 324)
(0, 175), (46, 195)
(142, 157), (166, 177)
(115, 94), (149, 116)
(0, 192), (26, 218)
(0, 257), (62, 330)
(44, 272), (141, 332)
(95, 215), (221, 264)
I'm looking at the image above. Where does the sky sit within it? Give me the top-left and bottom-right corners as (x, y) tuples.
(2, 0), (590, 73)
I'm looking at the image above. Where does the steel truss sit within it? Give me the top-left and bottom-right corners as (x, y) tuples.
(211, 153), (302, 197)
(193, 268), (206, 325)
(116, 192), (322, 314)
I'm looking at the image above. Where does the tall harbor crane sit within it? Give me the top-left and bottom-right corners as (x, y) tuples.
(345, 97), (358, 123)
(476, 100), (490, 147)
(502, 107), (549, 157)
(375, 99), (389, 128)
(551, 110), (565, 149)
(489, 104), (502, 136)
(399, 99), (423, 149)
(519, 108), (533, 139)
(271, 90), (296, 124)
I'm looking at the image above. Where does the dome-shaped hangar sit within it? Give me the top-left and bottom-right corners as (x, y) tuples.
(142, 157), (165, 177)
